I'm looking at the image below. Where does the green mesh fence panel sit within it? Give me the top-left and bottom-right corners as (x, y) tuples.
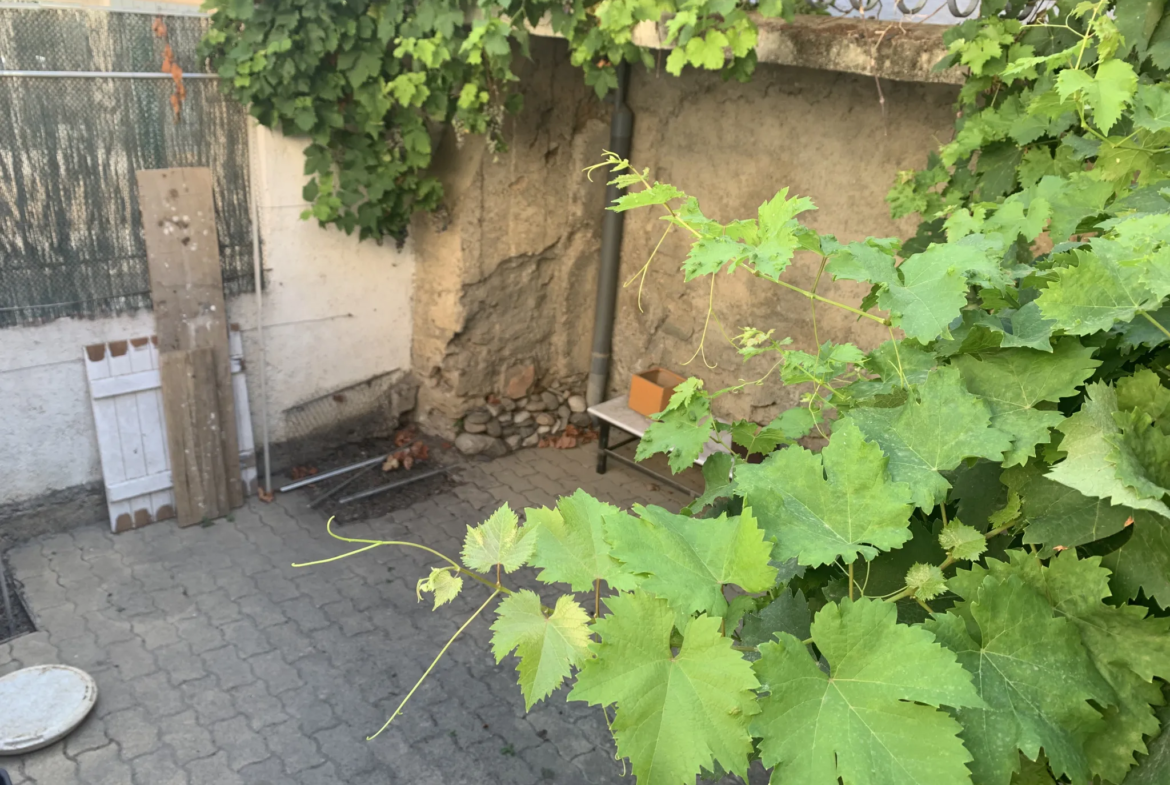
(0, 8), (254, 328)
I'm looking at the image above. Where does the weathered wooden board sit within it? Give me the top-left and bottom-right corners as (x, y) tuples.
(138, 167), (243, 520)
(83, 328), (256, 532)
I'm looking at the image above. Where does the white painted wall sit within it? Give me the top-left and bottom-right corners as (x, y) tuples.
(0, 125), (415, 507)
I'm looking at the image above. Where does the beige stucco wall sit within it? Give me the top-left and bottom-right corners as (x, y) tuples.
(0, 125), (415, 508)
(410, 37), (959, 432)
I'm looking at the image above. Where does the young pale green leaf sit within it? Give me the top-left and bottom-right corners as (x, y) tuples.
(1099, 512), (1170, 609)
(927, 573), (1114, 785)
(416, 567), (463, 609)
(490, 591), (593, 710)
(939, 520), (987, 561)
(606, 505), (777, 620)
(1046, 383), (1170, 517)
(461, 504), (534, 574)
(825, 239), (900, 286)
(734, 420), (914, 566)
(683, 235), (746, 280)
(525, 490), (637, 593)
(753, 598), (981, 785)
(954, 340), (1100, 467)
(1056, 60), (1138, 133)
(845, 368), (1013, 511)
(1117, 368), (1170, 423)
(611, 182), (686, 212)
(635, 386), (714, 474)
(905, 562), (949, 600)
(569, 592), (759, 785)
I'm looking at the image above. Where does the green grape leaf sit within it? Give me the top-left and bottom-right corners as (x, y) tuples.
(739, 589), (811, 650)
(1036, 250), (1165, 335)
(954, 340), (1100, 467)
(415, 567), (463, 609)
(1000, 301), (1056, 351)
(1100, 512), (1170, 609)
(1117, 369), (1170, 424)
(753, 598), (982, 785)
(1122, 705), (1170, 784)
(462, 504), (534, 574)
(490, 590), (593, 710)
(1015, 468), (1133, 553)
(606, 505), (777, 620)
(878, 251), (969, 342)
(927, 573), (1115, 785)
(846, 368), (1013, 511)
(825, 239), (899, 286)
(953, 550), (1170, 782)
(1111, 406), (1170, 500)
(731, 414), (801, 455)
(734, 420), (915, 566)
(1118, 304), (1170, 348)
(906, 562), (949, 600)
(1012, 752), (1057, 785)
(751, 188), (817, 280)
(1056, 60), (1138, 134)
(683, 235), (746, 281)
(569, 592), (759, 784)
(1046, 383), (1170, 517)
(939, 520), (988, 561)
(1133, 83), (1170, 132)
(525, 490), (637, 592)
(683, 452), (735, 515)
(635, 381), (714, 473)
(611, 182), (685, 212)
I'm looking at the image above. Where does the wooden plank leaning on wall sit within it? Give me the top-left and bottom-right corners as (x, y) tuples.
(137, 167), (244, 526)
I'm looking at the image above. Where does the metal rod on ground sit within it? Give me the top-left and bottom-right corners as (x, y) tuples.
(0, 553), (14, 642)
(278, 454), (389, 493)
(338, 465), (457, 505)
(308, 463), (379, 508)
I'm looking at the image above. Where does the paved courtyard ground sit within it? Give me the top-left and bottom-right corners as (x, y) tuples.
(0, 446), (698, 785)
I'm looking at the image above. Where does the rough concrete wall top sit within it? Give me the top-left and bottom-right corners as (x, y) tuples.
(608, 60), (959, 423)
(529, 15), (964, 86)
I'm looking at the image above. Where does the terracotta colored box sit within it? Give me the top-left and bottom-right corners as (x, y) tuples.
(628, 367), (687, 417)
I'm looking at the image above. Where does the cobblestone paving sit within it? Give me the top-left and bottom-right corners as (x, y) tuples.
(0, 446), (702, 784)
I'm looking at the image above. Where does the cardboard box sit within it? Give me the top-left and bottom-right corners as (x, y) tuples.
(628, 368), (686, 416)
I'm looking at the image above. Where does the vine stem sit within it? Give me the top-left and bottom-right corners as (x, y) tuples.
(767, 273), (891, 325)
(884, 522), (1015, 603)
(367, 589), (500, 740)
(292, 519), (510, 596)
(1139, 309), (1170, 342)
(848, 562), (855, 601)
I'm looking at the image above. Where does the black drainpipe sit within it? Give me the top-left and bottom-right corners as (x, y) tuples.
(586, 62), (633, 407)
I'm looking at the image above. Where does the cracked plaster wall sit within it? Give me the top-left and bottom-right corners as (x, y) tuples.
(412, 38), (960, 434)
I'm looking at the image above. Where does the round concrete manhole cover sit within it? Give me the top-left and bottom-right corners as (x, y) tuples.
(0, 665), (98, 754)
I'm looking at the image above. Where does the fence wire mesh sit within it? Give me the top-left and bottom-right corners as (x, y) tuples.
(0, 8), (254, 328)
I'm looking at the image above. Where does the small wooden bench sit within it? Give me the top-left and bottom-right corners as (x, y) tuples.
(587, 396), (731, 495)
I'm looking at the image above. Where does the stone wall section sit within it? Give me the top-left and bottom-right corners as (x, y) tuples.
(410, 34), (961, 439)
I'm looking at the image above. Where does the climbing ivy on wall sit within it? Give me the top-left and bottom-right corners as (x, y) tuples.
(298, 1), (1170, 783)
(199, 0), (791, 243)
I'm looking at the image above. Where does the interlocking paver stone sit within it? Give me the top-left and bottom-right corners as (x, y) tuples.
(0, 446), (696, 783)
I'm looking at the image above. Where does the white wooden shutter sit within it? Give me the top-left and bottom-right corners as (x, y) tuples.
(84, 326), (256, 533)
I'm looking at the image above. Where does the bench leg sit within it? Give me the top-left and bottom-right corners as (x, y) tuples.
(596, 421), (610, 474)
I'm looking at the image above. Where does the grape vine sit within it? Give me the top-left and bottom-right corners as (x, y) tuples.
(198, 0), (792, 243)
(296, 1), (1170, 783)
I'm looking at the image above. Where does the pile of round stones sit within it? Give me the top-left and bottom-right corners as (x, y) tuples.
(454, 388), (591, 457)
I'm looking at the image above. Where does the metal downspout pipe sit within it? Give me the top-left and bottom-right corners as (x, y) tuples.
(586, 62), (633, 407)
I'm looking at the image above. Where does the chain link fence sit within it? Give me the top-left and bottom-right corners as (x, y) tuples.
(0, 7), (254, 328)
